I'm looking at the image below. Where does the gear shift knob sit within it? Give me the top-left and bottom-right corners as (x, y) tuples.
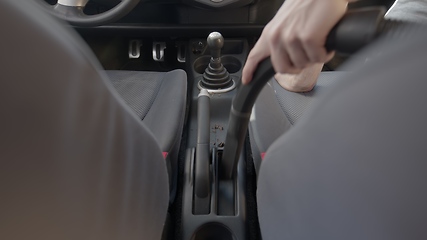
(207, 32), (224, 59)
(200, 31), (234, 91)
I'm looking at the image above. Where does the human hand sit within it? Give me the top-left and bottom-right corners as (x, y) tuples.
(242, 0), (349, 88)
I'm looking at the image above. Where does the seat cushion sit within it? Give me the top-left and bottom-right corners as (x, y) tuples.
(257, 29), (427, 240)
(106, 69), (187, 201)
(107, 70), (187, 153)
(249, 72), (345, 175)
(0, 1), (169, 240)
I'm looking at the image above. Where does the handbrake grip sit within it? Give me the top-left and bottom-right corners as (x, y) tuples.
(221, 7), (389, 180)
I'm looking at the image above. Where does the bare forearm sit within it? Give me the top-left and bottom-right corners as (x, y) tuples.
(242, 0), (349, 84)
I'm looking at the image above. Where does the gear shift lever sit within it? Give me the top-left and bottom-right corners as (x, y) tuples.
(200, 32), (233, 90)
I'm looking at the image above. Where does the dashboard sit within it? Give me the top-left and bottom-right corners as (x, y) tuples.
(66, 0), (285, 25)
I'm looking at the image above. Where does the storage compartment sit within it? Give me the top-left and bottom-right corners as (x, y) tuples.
(192, 223), (235, 240)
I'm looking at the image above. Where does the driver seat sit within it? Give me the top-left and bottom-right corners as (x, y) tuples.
(0, 1), (182, 239)
(257, 30), (427, 239)
(249, 72), (346, 175)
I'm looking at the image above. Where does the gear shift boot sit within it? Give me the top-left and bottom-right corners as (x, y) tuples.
(200, 32), (234, 90)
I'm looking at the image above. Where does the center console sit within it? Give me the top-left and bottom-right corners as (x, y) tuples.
(181, 32), (250, 240)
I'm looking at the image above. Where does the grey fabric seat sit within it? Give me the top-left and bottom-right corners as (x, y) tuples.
(106, 70), (187, 199)
(0, 1), (185, 239)
(257, 30), (427, 239)
(106, 70), (186, 156)
(249, 72), (345, 175)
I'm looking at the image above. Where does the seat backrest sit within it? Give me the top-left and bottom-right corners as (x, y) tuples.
(257, 29), (427, 239)
(0, 1), (169, 240)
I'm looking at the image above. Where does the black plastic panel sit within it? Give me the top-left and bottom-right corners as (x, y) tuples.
(76, 25), (264, 38)
(183, 0), (254, 9)
(181, 148), (247, 240)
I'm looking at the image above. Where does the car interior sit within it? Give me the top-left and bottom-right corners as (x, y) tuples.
(2, 0), (427, 240)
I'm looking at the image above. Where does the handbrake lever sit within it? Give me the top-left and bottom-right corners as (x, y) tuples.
(221, 7), (394, 180)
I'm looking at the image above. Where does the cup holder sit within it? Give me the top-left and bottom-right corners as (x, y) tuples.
(192, 223), (235, 240)
(194, 56), (242, 74)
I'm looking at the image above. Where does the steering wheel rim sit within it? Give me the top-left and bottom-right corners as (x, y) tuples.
(40, 0), (140, 27)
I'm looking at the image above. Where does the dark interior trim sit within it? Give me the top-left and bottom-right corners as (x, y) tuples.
(76, 24), (265, 37)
